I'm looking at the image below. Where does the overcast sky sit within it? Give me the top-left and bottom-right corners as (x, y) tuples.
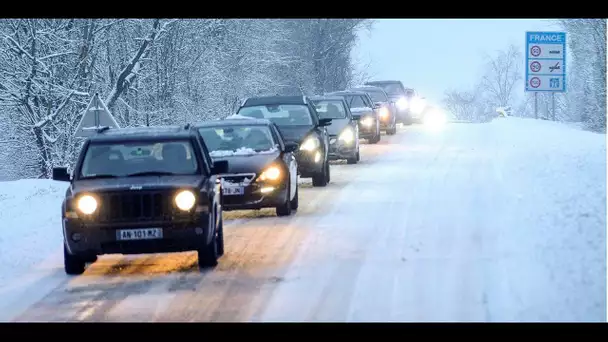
(352, 19), (560, 105)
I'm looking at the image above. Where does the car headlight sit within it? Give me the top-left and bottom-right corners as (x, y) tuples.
(258, 166), (281, 182)
(175, 190), (196, 211)
(360, 117), (374, 127)
(378, 107), (389, 119)
(300, 136), (320, 151)
(339, 127), (354, 143)
(396, 97), (408, 110)
(77, 194), (98, 215)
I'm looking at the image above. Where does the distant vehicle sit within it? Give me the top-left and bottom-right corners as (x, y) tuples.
(194, 117), (300, 216)
(310, 95), (360, 164)
(350, 86), (398, 135)
(326, 90), (381, 144)
(364, 80), (426, 124)
(237, 96), (332, 187)
(52, 125), (229, 275)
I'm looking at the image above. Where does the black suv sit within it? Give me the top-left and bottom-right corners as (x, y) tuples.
(236, 96), (332, 187)
(52, 125), (229, 275)
(309, 95), (360, 164)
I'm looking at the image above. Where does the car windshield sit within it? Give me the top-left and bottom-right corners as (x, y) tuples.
(312, 100), (347, 119)
(364, 90), (387, 102)
(79, 140), (198, 178)
(344, 95), (367, 109)
(238, 104), (313, 126)
(198, 125), (277, 157)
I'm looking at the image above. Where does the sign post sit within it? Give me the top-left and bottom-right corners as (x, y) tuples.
(74, 93), (120, 137)
(525, 31), (567, 120)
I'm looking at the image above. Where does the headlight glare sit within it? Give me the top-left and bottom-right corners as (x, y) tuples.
(77, 195), (97, 215)
(339, 127), (354, 143)
(175, 190), (196, 211)
(300, 137), (319, 151)
(379, 107), (389, 119)
(259, 166), (281, 181)
(360, 117), (374, 127)
(396, 97), (408, 109)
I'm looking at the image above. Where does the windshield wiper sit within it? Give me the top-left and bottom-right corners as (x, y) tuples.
(125, 171), (178, 177)
(79, 174), (120, 180)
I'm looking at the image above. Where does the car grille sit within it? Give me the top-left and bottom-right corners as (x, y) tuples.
(221, 173), (255, 185)
(94, 190), (175, 223)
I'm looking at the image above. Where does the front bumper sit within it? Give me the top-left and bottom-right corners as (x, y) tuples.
(296, 150), (325, 177)
(328, 137), (357, 160)
(221, 180), (288, 211)
(63, 215), (212, 257)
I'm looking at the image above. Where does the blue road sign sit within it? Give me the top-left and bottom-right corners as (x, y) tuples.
(525, 31), (567, 92)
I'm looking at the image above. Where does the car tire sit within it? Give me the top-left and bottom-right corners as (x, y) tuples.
(290, 181), (299, 210)
(347, 149), (359, 164)
(276, 181), (293, 216)
(64, 245), (86, 275)
(312, 161), (329, 187)
(84, 255), (98, 263)
(198, 212), (219, 268)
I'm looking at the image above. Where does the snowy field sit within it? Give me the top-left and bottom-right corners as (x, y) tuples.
(0, 116), (605, 322)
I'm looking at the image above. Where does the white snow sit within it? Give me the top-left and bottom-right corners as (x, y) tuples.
(209, 146), (277, 157)
(0, 179), (69, 321)
(257, 117), (606, 322)
(350, 107), (372, 112)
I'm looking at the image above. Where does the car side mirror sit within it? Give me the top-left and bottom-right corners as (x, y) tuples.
(211, 160), (229, 175)
(318, 118), (332, 127)
(52, 167), (70, 182)
(373, 103), (382, 109)
(284, 142), (299, 153)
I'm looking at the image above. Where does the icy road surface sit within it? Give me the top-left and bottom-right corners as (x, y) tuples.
(1, 117), (605, 322)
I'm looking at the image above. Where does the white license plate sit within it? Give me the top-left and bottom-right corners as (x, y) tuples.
(330, 138), (337, 144)
(223, 186), (244, 195)
(117, 228), (163, 241)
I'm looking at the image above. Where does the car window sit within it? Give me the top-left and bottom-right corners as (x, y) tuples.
(312, 100), (347, 119)
(198, 125), (277, 157)
(80, 140), (198, 178)
(238, 104), (313, 126)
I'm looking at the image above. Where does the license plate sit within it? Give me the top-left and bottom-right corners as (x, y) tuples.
(330, 138), (337, 144)
(117, 228), (163, 241)
(223, 186), (244, 195)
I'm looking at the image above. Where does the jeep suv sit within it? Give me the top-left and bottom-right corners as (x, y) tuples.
(52, 125), (228, 275)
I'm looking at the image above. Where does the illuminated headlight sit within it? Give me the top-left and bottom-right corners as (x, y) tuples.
(396, 97), (408, 110)
(258, 166), (281, 181)
(378, 107), (389, 120)
(76, 195), (98, 215)
(411, 97), (426, 114)
(360, 117), (374, 127)
(175, 190), (196, 211)
(338, 127), (354, 143)
(300, 136), (320, 151)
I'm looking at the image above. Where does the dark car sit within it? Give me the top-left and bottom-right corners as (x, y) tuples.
(309, 95), (360, 164)
(364, 80), (426, 124)
(194, 118), (300, 216)
(350, 86), (397, 135)
(52, 125), (229, 275)
(326, 90), (381, 144)
(236, 96), (332, 187)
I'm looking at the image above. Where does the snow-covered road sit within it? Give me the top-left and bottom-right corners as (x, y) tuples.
(1, 117), (605, 322)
